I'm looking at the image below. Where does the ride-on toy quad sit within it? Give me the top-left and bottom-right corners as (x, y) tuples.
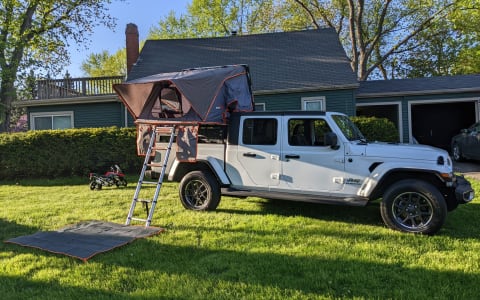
(89, 165), (127, 190)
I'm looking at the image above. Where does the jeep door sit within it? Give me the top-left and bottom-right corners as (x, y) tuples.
(278, 117), (345, 192)
(226, 116), (281, 188)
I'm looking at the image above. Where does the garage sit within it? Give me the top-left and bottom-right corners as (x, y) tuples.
(356, 74), (480, 150)
(411, 101), (476, 150)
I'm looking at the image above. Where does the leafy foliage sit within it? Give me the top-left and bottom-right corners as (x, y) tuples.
(0, 127), (142, 179)
(0, 0), (116, 132)
(81, 49), (126, 77)
(351, 116), (399, 143)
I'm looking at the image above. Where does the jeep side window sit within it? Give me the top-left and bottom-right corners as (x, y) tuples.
(288, 118), (332, 146)
(242, 118), (277, 145)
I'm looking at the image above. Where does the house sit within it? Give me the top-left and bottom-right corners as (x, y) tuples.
(17, 75), (127, 130)
(127, 27), (359, 115)
(18, 23), (480, 150)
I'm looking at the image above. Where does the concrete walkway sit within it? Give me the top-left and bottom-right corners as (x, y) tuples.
(453, 161), (480, 181)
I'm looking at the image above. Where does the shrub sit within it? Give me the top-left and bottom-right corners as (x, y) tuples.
(350, 116), (399, 143)
(0, 127), (143, 179)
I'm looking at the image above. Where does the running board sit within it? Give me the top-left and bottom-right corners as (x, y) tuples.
(221, 188), (369, 206)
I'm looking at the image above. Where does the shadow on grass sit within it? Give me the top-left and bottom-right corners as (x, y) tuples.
(0, 175), (139, 187)
(217, 197), (480, 239)
(0, 274), (126, 299)
(0, 218), (38, 241)
(1, 176), (90, 187)
(3, 239), (478, 299)
(218, 198), (383, 227)
(95, 239), (479, 299)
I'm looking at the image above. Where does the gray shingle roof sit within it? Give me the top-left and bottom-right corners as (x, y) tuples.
(127, 28), (358, 93)
(358, 74), (480, 97)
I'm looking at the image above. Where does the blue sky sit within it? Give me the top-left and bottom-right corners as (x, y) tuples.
(66, 0), (190, 77)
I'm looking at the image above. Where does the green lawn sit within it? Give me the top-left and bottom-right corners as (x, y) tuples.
(1, 175), (479, 299)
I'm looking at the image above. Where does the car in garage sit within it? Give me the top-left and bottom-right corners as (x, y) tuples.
(451, 122), (480, 161)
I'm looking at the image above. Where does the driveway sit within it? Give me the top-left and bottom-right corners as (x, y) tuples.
(453, 161), (480, 181)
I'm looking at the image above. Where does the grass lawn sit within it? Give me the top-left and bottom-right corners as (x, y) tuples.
(1, 175), (480, 299)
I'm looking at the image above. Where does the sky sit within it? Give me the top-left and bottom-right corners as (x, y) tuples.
(66, 0), (190, 77)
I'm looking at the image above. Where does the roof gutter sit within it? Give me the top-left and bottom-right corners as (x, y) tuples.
(14, 95), (121, 108)
(357, 87), (480, 98)
(253, 83), (360, 95)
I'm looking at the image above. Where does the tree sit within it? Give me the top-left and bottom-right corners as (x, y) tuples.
(149, 0), (284, 39)
(291, 0), (461, 80)
(0, 0), (116, 132)
(449, 0), (480, 75)
(394, 19), (466, 78)
(81, 49), (126, 77)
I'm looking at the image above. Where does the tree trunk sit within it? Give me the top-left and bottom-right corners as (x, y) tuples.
(0, 78), (16, 132)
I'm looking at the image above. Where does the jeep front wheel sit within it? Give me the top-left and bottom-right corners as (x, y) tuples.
(179, 170), (220, 211)
(380, 180), (447, 235)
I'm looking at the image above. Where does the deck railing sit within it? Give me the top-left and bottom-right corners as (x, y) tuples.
(35, 75), (125, 99)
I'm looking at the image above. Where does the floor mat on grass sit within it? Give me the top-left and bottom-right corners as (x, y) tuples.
(5, 220), (164, 262)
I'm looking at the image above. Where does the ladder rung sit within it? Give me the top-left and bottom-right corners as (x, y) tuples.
(130, 217), (148, 222)
(142, 181), (158, 185)
(138, 199), (152, 203)
(152, 147), (169, 151)
(155, 127), (175, 135)
(147, 163), (164, 167)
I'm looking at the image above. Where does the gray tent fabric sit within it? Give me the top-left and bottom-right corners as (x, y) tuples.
(5, 220), (163, 261)
(113, 65), (254, 123)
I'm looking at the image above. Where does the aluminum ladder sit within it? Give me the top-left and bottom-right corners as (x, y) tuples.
(126, 125), (175, 227)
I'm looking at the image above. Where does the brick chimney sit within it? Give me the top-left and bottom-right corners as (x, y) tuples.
(125, 23), (139, 74)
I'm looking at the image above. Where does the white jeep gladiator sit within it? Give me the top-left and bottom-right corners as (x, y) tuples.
(114, 65), (473, 235)
(157, 111), (474, 235)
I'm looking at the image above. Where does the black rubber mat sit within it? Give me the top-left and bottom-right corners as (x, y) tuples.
(5, 220), (163, 261)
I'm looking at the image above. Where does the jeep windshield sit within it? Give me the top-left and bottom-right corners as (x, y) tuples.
(332, 114), (366, 142)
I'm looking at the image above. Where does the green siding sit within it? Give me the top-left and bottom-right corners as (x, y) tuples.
(28, 102), (127, 129)
(254, 89), (356, 115)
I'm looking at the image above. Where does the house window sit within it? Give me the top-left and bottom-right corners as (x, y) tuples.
(301, 96), (325, 111)
(255, 103), (266, 111)
(31, 112), (73, 130)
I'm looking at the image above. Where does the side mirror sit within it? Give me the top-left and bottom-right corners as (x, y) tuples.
(325, 132), (339, 150)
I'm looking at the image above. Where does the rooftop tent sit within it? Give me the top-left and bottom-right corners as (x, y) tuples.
(113, 65), (254, 124)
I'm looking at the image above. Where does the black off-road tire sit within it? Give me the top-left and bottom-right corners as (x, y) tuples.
(116, 178), (128, 187)
(179, 170), (221, 211)
(89, 181), (97, 190)
(380, 179), (447, 235)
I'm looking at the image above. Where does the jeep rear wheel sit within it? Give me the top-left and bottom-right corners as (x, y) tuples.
(380, 180), (447, 235)
(179, 170), (220, 211)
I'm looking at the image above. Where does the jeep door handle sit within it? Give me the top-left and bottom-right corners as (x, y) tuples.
(243, 152), (257, 157)
(285, 154), (300, 159)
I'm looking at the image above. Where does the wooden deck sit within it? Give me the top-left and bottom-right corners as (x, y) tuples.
(35, 75), (125, 99)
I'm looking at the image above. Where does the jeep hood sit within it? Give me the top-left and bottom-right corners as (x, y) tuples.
(365, 142), (449, 161)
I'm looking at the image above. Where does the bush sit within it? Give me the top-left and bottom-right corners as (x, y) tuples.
(0, 127), (143, 179)
(351, 116), (399, 143)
